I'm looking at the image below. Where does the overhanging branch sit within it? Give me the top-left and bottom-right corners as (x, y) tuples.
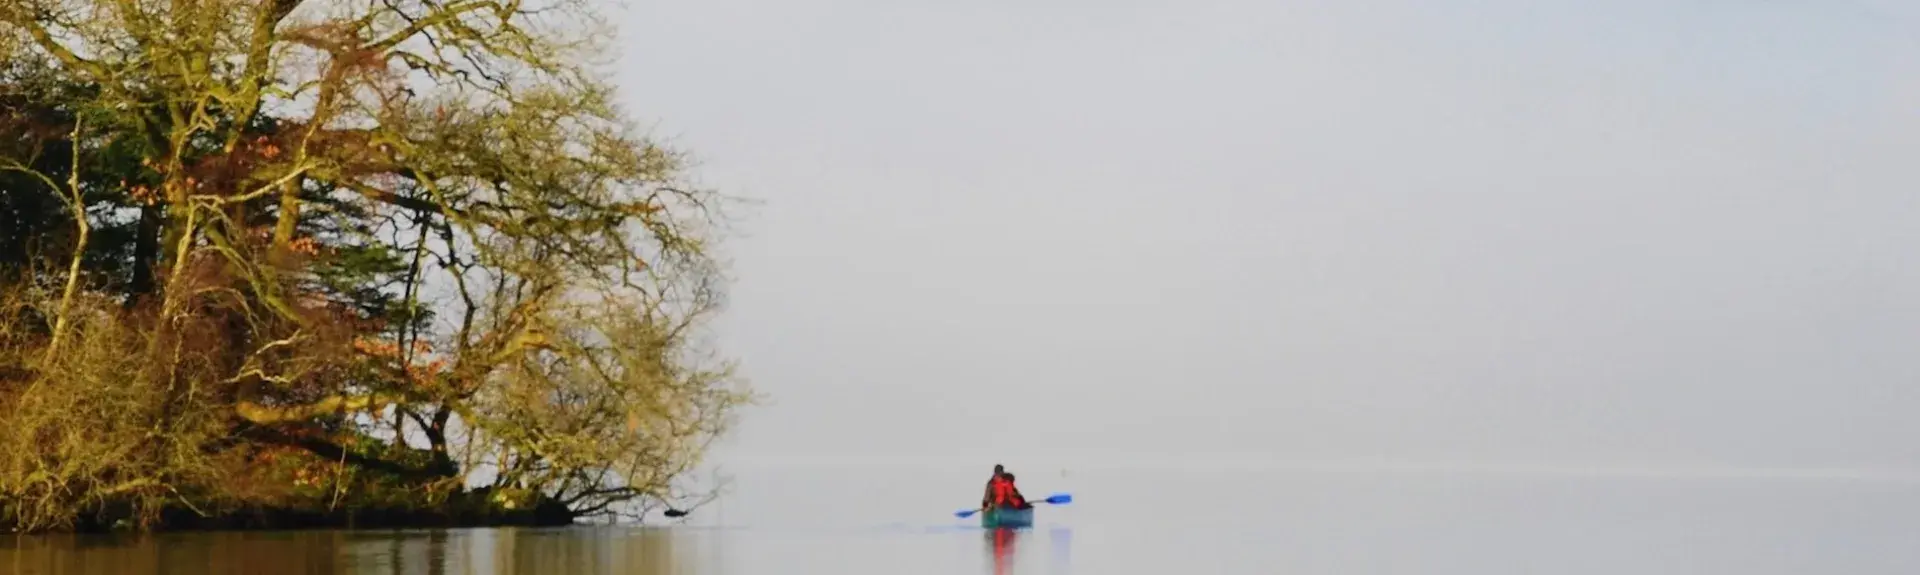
(244, 426), (455, 481)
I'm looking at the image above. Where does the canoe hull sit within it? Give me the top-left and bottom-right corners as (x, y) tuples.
(980, 507), (1034, 528)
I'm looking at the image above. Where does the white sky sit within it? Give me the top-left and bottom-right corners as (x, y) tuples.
(612, 0), (1920, 474)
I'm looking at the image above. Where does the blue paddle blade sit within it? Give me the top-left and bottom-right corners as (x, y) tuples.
(1043, 493), (1073, 505)
(955, 509), (980, 518)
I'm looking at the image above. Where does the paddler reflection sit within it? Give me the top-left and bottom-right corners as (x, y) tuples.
(985, 526), (1019, 575)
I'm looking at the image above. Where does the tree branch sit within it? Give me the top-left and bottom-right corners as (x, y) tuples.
(244, 427), (454, 480)
(235, 392), (398, 425)
(363, 0), (501, 53)
(13, 16), (111, 80)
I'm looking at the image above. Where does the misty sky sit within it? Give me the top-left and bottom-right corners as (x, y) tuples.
(611, 0), (1920, 473)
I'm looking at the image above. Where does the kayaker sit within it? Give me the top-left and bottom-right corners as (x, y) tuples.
(982, 464), (1007, 509)
(989, 472), (1030, 510)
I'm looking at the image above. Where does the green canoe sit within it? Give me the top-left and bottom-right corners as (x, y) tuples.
(980, 506), (1034, 528)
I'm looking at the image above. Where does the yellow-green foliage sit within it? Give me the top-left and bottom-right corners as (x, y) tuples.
(0, 0), (754, 531)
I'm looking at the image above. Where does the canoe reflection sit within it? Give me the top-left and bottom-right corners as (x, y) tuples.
(982, 526), (1073, 575)
(984, 527), (1019, 575)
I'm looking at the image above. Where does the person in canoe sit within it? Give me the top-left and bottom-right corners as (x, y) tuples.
(984, 468), (1031, 510)
(981, 464), (1006, 509)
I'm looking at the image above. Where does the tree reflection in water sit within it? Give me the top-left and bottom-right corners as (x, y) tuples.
(0, 527), (685, 575)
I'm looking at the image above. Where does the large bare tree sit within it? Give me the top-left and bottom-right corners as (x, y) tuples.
(0, 0), (750, 531)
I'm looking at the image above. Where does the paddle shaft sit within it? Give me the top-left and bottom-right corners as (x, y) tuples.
(957, 494), (1069, 518)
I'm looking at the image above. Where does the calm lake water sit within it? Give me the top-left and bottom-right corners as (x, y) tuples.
(7, 464), (1920, 574)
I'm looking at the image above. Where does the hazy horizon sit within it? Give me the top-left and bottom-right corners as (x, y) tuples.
(613, 0), (1920, 474)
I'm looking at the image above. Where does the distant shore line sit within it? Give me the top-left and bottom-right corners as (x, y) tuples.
(35, 493), (583, 534)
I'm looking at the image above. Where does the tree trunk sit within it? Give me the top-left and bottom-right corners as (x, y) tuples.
(126, 204), (161, 306)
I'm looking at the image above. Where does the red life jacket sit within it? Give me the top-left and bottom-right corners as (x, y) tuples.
(989, 477), (1026, 508)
